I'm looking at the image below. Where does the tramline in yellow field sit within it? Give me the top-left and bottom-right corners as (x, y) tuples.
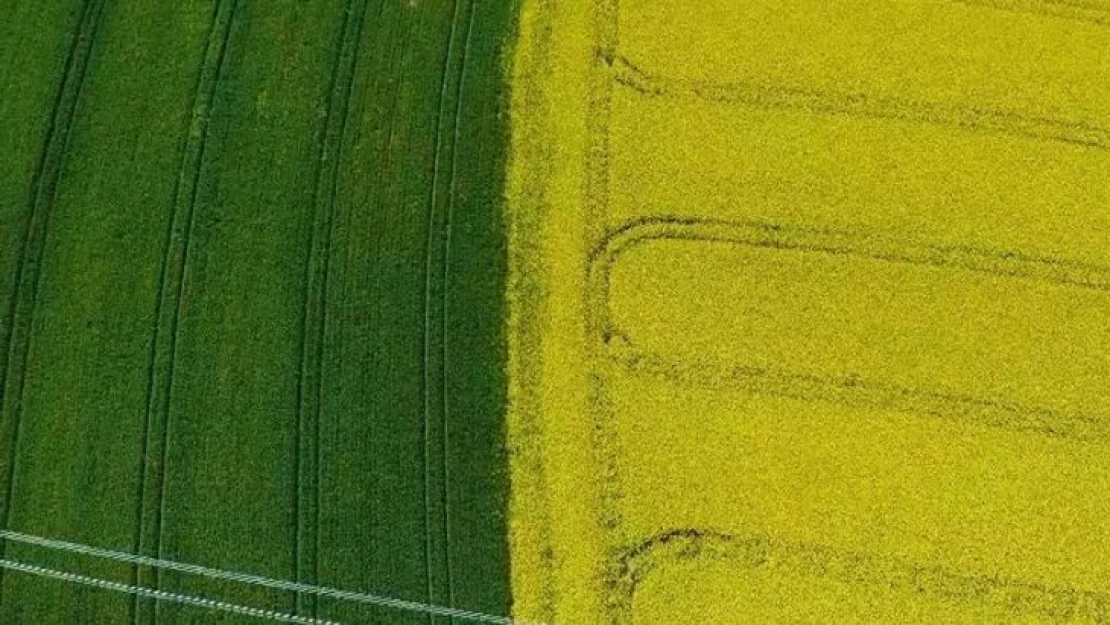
(507, 1), (1110, 623)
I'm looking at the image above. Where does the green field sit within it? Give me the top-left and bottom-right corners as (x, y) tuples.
(0, 0), (516, 622)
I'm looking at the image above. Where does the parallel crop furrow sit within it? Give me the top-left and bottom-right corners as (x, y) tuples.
(130, 1), (239, 622)
(423, 0), (480, 619)
(293, 0), (369, 618)
(438, 1), (480, 616)
(0, 0), (107, 600)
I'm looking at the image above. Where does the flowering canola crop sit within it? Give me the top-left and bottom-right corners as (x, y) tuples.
(507, 1), (1110, 623)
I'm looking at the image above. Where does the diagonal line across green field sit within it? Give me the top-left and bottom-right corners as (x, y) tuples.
(0, 559), (339, 625)
(0, 529), (524, 625)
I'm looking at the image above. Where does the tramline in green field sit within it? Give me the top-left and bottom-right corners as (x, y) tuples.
(0, 1), (516, 622)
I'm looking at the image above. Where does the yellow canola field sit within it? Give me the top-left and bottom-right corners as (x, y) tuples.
(507, 1), (1110, 623)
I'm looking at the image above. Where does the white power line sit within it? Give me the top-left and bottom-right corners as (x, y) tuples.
(0, 528), (522, 624)
(0, 558), (339, 625)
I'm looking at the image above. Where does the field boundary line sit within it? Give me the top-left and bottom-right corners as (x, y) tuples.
(0, 557), (338, 625)
(0, 528), (523, 624)
(613, 528), (1110, 623)
(609, 55), (1109, 150)
(132, 1), (240, 622)
(0, 0), (107, 602)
